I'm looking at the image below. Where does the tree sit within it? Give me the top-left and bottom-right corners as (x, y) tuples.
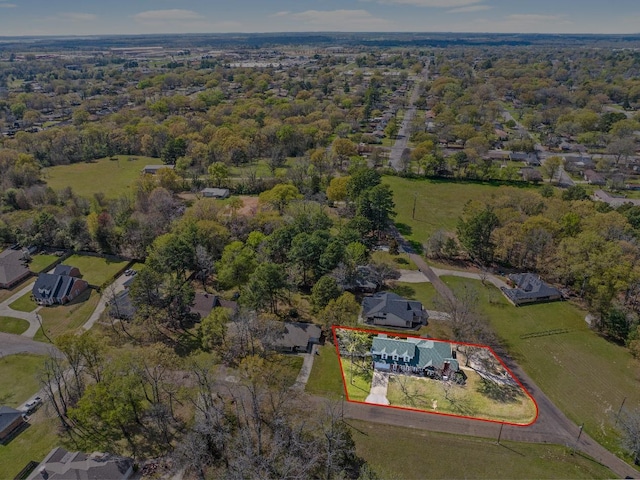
(208, 162), (229, 187)
(258, 183), (302, 213)
(357, 184), (396, 238)
(326, 176), (350, 203)
(216, 241), (257, 290)
(242, 263), (288, 314)
(288, 231), (330, 286)
(541, 156), (564, 183)
(619, 409), (640, 465)
(311, 276), (342, 311)
(317, 293), (360, 331)
(162, 137), (187, 165)
(199, 307), (230, 350)
(332, 138), (357, 170)
(457, 206), (499, 263)
(384, 117), (399, 138)
(337, 329), (372, 385)
(346, 168), (381, 201)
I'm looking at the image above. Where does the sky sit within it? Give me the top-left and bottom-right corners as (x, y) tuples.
(0, 0), (638, 36)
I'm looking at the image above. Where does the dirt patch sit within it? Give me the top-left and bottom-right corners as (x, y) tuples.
(237, 196), (259, 216)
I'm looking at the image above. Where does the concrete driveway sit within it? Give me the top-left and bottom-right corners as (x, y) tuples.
(365, 370), (390, 405)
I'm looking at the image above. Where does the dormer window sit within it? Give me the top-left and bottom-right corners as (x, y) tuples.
(393, 355), (398, 361)
(381, 353), (387, 360)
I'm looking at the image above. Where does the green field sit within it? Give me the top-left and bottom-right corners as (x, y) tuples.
(440, 275), (640, 453)
(0, 354), (47, 407)
(0, 281), (33, 304)
(350, 420), (614, 479)
(340, 358), (372, 402)
(0, 316), (30, 335)
(305, 344), (344, 398)
(43, 155), (158, 199)
(384, 176), (517, 244)
(391, 281), (439, 310)
(35, 289), (99, 341)
(371, 251), (418, 270)
(28, 254), (59, 273)
(0, 413), (59, 480)
(9, 292), (37, 312)
(64, 254), (128, 286)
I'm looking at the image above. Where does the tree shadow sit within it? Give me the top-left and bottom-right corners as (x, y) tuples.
(408, 240), (423, 254)
(477, 379), (523, 404)
(391, 285), (416, 299)
(395, 223), (413, 236)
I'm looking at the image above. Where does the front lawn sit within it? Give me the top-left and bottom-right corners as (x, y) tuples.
(340, 357), (372, 402)
(305, 344), (344, 398)
(386, 370), (536, 425)
(0, 354), (48, 407)
(390, 281), (439, 310)
(8, 292), (37, 312)
(64, 254), (128, 286)
(371, 251), (418, 270)
(34, 289), (99, 341)
(0, 316), (30, 335)
(440, 275), (640, 453)
(350, 420), (614, 479)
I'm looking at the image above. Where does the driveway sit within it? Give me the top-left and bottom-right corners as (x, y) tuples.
(365, 370), (390, 405)
(80, 272), (132, 332)
(0, 331), (61, 359)
(0, 280), (44, 338)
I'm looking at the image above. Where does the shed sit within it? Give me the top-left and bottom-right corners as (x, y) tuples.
(201, 188), (230, 199)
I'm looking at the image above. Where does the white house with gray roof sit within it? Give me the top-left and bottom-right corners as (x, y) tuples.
(361, 292), (427, 329)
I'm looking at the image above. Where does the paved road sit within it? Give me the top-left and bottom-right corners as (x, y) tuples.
(0, 331), (60, 359)
(0, 280), (44, 338)
(388, 65), (429, 171)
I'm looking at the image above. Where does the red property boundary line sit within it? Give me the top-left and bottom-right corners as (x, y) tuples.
(331, 325), (539, 427)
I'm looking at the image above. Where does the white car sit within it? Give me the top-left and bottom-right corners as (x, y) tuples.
(24, 396), (42, 412)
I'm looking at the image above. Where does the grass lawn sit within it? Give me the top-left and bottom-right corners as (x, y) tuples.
(305, 344), (344, 398)
(340, 358), (372, 402)
(0, 316), (30, 335)
(0, 281), (33, 304)
(386, 370), (536, 425)
(371, 251), (417, 270)
(8, 292), (37, 312)
(391, 281), (440, 310)
(440, 275), (640, 453)
(28, 254), (59, 273)
(0, 413), (59, 480)
(350, 420), (615, 479)
(34, 289), (99, 342)
(0, 354), (48, 407)
(65, 254), (128, 286)
(268, 354), (304, 387)
(384, 176), (527, 244)
(43, 155), (158, 199)
(229, 158), (291, 179)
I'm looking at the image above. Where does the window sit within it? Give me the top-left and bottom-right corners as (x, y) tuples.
(381, 353), (387, 360)
(393, 355), (398, 361)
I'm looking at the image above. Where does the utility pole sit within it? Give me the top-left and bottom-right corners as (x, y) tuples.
(616, 397), (627, 426)
(412, 193), (417, 220)
(497, 422), (504, 444)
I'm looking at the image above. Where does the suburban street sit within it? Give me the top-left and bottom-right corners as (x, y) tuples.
(388, 63), (429, 171)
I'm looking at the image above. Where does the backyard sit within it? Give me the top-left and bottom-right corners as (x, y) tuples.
(64, 254), (129, 286)
(43, 155), (157, 199)
(28, 254), (59, 273)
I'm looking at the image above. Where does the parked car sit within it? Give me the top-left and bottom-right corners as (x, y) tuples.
(24, 396), (42, 413)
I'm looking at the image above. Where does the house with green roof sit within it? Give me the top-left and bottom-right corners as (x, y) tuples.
(371, 334), (459, 379)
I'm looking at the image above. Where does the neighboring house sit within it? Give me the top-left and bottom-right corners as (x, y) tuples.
(108, 290), (136, 320)
(52, 264), (81, 277)
(361, 292), (428, 329)
(371, 334), (459, 378)
(189, 292), (238, 321)
(201, 187), (230, 199)
(509, 152), (540, 166)
(501, 273), (562, 306)
(342, 265), (379, 293)
(27, 447), (134, 480)
(142, 164), (174, 175)
(0, 405), (26, 443)
(274, 322), (322, 353)
(583, 169), (606, 185)
(0, 249), (31, 289)
(32, 266), (88, 306)
(592, 189), (640, 207)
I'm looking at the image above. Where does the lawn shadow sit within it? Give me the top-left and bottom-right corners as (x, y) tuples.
(64, 288), (92, 307)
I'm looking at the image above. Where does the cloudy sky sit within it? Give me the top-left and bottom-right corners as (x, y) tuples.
(0, 0), (638, 36)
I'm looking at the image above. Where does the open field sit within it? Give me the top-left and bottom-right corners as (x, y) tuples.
(34, 289), (99, 342)
(350, 420), (615, 479)
(386, 369), (537, 425)
(384, 176), (529, 244)
(371, 251), (417, 270)
(391, 281), (439, 310)
(28, 254), (58, 273)
(0, 354), (47, 407)
(43, 155), (157, 199)
(440, 275), (640, 453)
(229, 158), (293, 180)
(305, 344), (344, 398)
(0, 316), (30, 335)
(0, 413), (59, 480)
(9, 292), (37, 312)
(64, 254), (128, 286)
